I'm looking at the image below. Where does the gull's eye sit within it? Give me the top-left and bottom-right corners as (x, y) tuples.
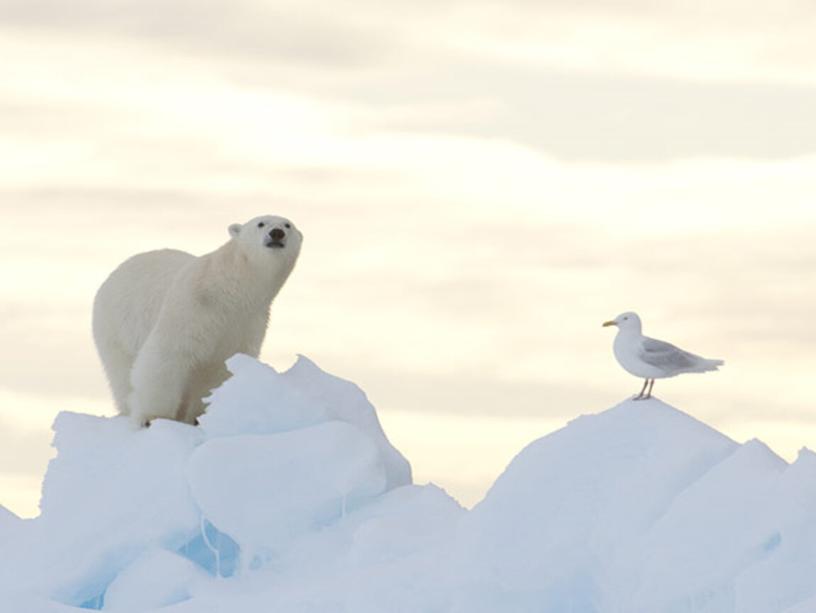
(284, 223), (291, 229)
(257, 222), (265, 228)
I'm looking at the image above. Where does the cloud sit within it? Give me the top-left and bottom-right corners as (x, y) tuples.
(357, 66), (816, 161)
(4, 0), (816, 163)
(0, 0), (397, 68)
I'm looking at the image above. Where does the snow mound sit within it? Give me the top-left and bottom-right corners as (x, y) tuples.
(449, 399), (816, 613)
(0, 354), (421, 611)
(102, 549), (209, 612)
(1, 415), (202, 607)
(200, 354), (411, 489)
(188, 422), (387, 552)
(0, 504), (21, 543)
(2, 363), (816, 613)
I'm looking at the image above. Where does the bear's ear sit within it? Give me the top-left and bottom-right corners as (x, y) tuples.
(228, 223), (242, 238)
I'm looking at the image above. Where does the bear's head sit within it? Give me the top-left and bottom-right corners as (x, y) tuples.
(228, 215), (303, 272)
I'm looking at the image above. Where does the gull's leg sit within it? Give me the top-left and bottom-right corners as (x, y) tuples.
(634, 379), (649, 400)
(645, 379), (655, 399)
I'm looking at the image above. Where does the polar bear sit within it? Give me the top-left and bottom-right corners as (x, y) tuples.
(92, 215), (302, 427)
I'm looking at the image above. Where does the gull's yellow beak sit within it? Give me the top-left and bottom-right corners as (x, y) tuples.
(602, 320), (617, 327)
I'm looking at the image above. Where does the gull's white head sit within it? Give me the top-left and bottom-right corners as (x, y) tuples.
(602, 311), (642, 333)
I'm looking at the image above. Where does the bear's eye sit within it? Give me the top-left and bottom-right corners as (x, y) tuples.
(257, 222), (265, 228)
(284, 223), (291, 229)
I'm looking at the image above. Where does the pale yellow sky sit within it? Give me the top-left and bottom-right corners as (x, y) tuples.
(2, 0), (816, 517)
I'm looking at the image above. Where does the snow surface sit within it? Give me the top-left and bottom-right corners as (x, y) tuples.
(2, 354), (815, 612)
(0, 504), (20, 544)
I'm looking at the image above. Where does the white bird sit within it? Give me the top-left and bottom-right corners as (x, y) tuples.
(602, 311), (724, 400)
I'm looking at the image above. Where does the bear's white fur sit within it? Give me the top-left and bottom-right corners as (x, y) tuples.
(92, 215), (302, 427)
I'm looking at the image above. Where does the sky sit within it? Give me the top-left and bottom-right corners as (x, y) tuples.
(2, 0), (816, 517)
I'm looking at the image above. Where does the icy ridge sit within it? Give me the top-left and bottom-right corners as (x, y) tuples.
(1, 357), (815, 613)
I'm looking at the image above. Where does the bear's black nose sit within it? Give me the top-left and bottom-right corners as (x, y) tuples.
(269, 228), (285, 241)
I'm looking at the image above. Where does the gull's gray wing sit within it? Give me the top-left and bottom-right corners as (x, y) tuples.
(638, 337), (700, 372)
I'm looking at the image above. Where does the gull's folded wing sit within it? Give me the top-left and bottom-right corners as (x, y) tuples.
(638, 337), (700, 371)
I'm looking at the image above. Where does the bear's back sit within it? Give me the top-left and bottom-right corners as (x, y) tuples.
(93, 249), (196, 356)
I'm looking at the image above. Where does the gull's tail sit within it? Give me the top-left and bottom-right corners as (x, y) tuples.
(695, 358), (724, 373)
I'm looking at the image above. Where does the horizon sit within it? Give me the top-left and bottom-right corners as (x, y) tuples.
(3, 0), (816, 517)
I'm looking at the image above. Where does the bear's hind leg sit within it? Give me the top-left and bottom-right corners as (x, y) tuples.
(97, 343), (134, 416)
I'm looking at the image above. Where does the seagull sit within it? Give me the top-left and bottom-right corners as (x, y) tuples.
(602, 311), (724, 400)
